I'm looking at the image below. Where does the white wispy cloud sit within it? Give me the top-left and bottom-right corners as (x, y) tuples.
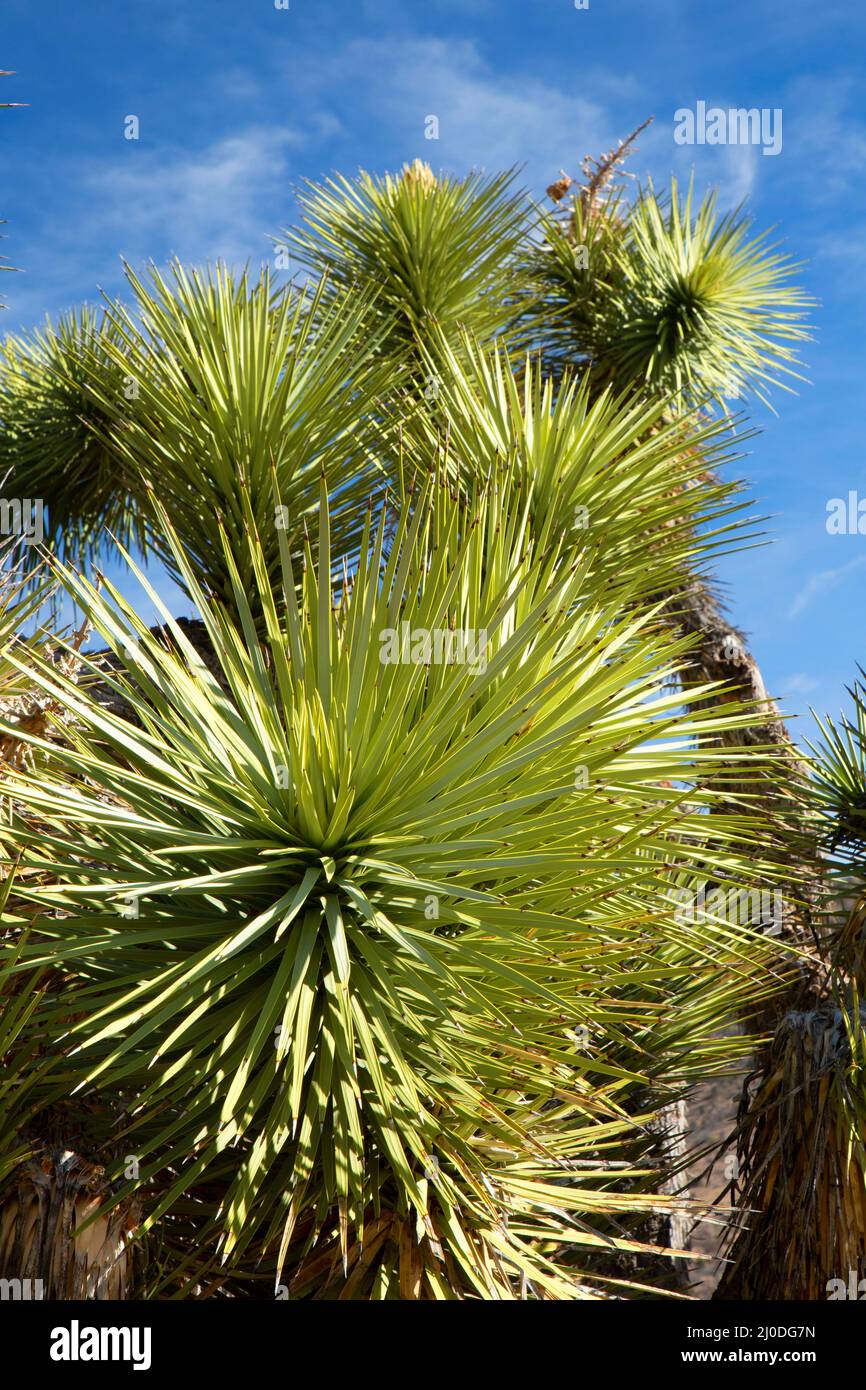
(285, 35), (624, 189)
(781, 73), (866, 204)
(779, 672), (821, 695)
(788, 553), (866, 618)
(81, 125), (303, 266)
(2, 30), (662, 331)
(4, 124), (308, 328)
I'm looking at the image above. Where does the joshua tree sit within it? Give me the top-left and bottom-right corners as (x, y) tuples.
(0, 124), (824, 1299)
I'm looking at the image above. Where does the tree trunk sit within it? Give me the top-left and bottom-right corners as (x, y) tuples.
(0, 1148), (138, 1300)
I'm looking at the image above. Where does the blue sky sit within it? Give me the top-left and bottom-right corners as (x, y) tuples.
(1, 0), (864, 740)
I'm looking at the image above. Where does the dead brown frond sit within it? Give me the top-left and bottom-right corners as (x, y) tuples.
(0, 1148), (139, 1299)
(717, 997), (866, 1300)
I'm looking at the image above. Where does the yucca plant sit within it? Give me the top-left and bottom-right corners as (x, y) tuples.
(526, 146), (815, 979)
(0, 452), (791, 1298)
(0, 569), (140, 1299)
(0, 913), (138, 1300)
(73, 263), (397, 614)
(0, 548), (49, 705)
(0, 309), (141, 576)
(289, 162), (532, 367)
(290, 144), (811, 836)
(0, 874), (48, 1187)
(810, 678), (866, 865)
(528, 175), (811, 412)
(406, 331), (759, 601)
(0, 544), (63, 791)
(0, 124), (816, 1302)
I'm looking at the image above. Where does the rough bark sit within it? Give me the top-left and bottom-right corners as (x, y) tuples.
(667, 577), (822, 976)
(0, 1149), (138, 1299)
